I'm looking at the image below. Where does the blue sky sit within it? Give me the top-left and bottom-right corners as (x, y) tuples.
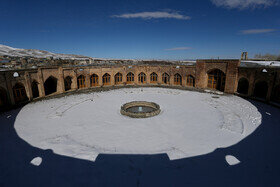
(0, 0), (279, 60)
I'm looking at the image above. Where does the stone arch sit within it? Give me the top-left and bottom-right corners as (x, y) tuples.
(126, 72), (134, 84)
(90, 74), (99, 87)
(254, 81), (268, 99)
(64, 76), (72, 91)
(271, 84), (280, 103)
(237, 77), (249, 95)
(31, 80), (39, 98)
(77, 75), (86, 89)
(13, 83), (28, 103)
(207, 69), (226, 92)
(186, 75), (195, 87)
(138, 72), (146, 84)
(162, 73), (170, 84)
(0, 87), (8, 109)
(102, 73), (111, 85)
(174, 73), (182, 85)
(115, 72), (123, 84)
(44, 76), (58, 96)
(150, 72), (158, 83)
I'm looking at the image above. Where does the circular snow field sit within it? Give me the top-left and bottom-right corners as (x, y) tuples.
(15, 88), (262, 161)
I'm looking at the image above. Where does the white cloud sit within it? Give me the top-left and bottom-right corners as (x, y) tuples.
(164, 47), (192, 51)
(240, 29), (276, 34)
(112, 11), (191, 20)
(211, 0), (278, 9)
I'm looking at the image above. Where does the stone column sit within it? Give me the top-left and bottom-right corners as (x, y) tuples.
(72, 69), (78, 90)
(37, 68), (45, 97)
(57, 67), (65, 93)
(248, 70), (256, 97)
(85, 74), (90, 88)
(5, 72), (15, 105)
(24, 71), (33, 100)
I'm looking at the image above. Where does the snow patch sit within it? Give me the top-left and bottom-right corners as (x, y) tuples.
(30, 157), (42, 166)
(225, 155), (240, 166)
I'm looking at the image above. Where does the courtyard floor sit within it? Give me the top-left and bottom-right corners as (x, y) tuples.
(1, 87), (280, 186)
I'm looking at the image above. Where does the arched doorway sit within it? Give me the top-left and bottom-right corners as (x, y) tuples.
(207, 69), (226, 91)
(64, 76), (72, 91)
(0, 87), (8, 109)
(115, 73), (123, 85)
(237, 78), (249, 95)
(13, 83), (28, 103)
(31, 81), (39, 98)
(126, 72), (134, 84)
(77, 75), (86, 89)
(186, 75), (195, 87)
(102, 73), (111, 85)
(44, 76), (57, 95)
(174, 73), (182, 85)
(90, 74), (98, 87)
(254, 81), (268, 99)
(138, 72), (146, 84)
(162, 73), (170, 84)
(150, 72), (158, 83)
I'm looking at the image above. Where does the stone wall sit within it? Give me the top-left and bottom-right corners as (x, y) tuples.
(1, 59), (280, 110)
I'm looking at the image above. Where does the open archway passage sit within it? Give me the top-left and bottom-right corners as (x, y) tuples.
(162, 73), (170, 84)
(187, 75), (195, 87)
(13, 83), (28, 103)
(64, 76), (72, 91)
(44, 77), (57, 96)
(115, 73), (122, 84)
(90, 74), (98, 86)
(237, 78), (249, 95)
(102, 73), (111, 85)
(77, 75), (86, 89)
(138, 73), (146, 84)
(174, 74), (182, 85)
(31, 81), (39, 98)
(254, 81), (268, 99)
(126, 72), (134, 84)
(0, 87), (8, 110)
(207, 69), (226, 92)
(150, 72), (158, 83)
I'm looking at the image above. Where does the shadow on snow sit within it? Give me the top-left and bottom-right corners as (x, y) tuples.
(0, 100), (280, 186)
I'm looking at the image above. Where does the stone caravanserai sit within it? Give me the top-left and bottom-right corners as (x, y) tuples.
(0, 59), (280, 110)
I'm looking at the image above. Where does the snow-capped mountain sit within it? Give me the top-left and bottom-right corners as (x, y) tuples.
(0, 44), (91, 60)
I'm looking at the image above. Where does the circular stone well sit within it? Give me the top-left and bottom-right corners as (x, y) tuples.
(120, 101), (161, 118)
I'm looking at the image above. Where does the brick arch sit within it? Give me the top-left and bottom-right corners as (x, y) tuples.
(13, 82), (28, 103)
(126, 72), (135, 84)
(186, 74), (195, 87)
(207, 69), (226, 91)
(90, 74), (99, 87)
(31, 79), (40, 98)
(138, 72), (146, 84)
(206, 67), (226, 75)
(0, 86), (9, 109)
(237, 77), (249, 95)
(254, 80), (268, 99)
(77, 75), (86, 89)
(150, 72), (158, 83)
(114, 72), (123, 84)
(64, 76), (73, 91)
(102, 73), (111, 85)
(271, 84), (280, 103)
(44, 76), (58, 96)
(162, 72), (170, 84)
(174, 73), (182, 85)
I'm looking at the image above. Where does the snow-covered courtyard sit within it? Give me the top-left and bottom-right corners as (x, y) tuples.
(1, 87), (280, 186)
(15, 88), (261, 161)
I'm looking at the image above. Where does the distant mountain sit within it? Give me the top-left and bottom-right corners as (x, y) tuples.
(0, 44), (91, 60)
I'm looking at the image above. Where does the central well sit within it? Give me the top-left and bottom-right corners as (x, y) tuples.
(120, 101), (161, 118)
